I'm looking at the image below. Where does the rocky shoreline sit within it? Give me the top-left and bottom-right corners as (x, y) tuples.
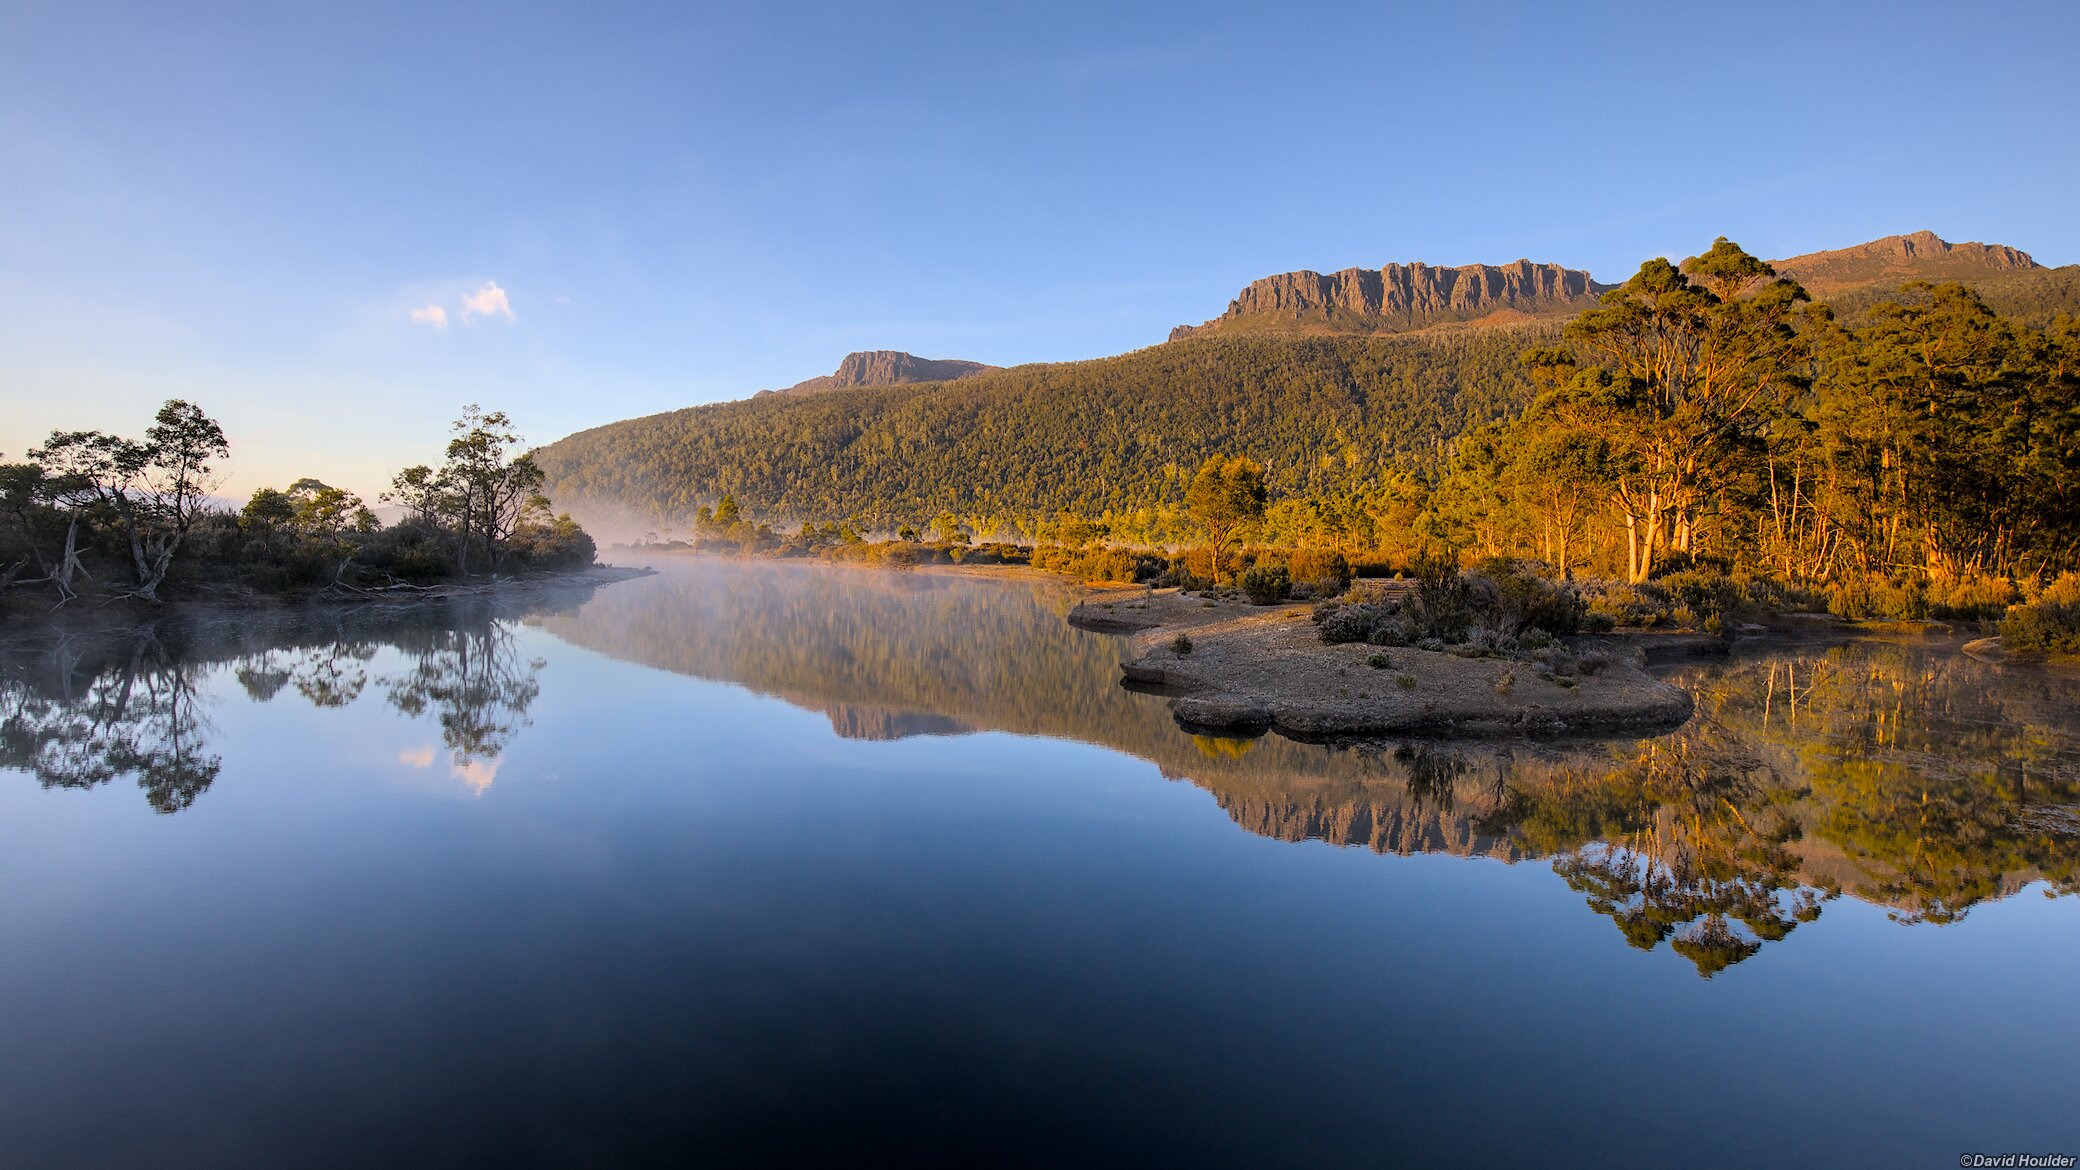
(1070, 588), (1696, 740)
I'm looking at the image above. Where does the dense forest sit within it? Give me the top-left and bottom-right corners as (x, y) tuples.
(1, 404), (596, 610)
(541, 236), (2080, 632)
(535, 327), (1545, 530)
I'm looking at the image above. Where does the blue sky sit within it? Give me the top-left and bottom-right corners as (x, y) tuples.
(4, 0), (2076, 498)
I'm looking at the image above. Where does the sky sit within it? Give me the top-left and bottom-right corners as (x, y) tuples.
(3, 0), (2077, 500)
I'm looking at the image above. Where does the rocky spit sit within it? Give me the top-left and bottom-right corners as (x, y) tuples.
(1070, 588), (1694, 740)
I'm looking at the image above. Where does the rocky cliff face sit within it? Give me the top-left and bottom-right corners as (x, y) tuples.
(1772, 230), (2042, 296)
(1170, 259), (1606, 340)
(761, 350), (995, 397)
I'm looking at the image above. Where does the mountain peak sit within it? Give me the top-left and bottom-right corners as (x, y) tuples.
(1773, 231), (2041, 296)
(759, 350), (996, 397)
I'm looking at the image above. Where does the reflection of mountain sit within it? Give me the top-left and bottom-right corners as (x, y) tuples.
(821, 704), (974, 741)
(0, 588), (594, 814)
(542, 561), (2080, 976)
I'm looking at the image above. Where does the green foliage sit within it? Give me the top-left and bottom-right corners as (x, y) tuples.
(1467, 557), (1587, 635)
(533, 331), (1545, 527)
(1186, 454), (1269, 560)
(5, 402), (594, 606)
(1030, 544), (1143, 582)
(1239, 564), (1291, 605)
(1170, 633), (1193, 656)
(2000, 573), (2080, 653)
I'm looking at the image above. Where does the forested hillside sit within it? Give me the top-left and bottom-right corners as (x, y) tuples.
(534, 329), (1546, 529)
(534, 232), (2080, 545)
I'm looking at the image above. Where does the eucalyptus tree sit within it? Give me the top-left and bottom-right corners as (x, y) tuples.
(1185, 455), (1268, 576)
(25, 400), (229, 602)
(1542, 241), (1813, 581)
(385, 406), (547, 575)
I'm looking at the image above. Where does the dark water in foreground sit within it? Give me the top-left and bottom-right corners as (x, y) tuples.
(1, 559), (2074, 1167)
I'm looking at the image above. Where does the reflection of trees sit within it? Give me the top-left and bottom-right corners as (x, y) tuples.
(2, 589), (586, 814)
(1668, 645), (2080, 925)
(236, 642), (376, 707)
(540, 561), (2080, 975)
(380, 624), (543, 764)
(0, 631), (221, 814)
(1481, 734), (1829, 978)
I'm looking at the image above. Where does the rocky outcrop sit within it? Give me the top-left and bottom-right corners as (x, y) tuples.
(759, 350), (995, 397)
(1170, 259), (1606, 340)
(1772, 230), (2041, 296)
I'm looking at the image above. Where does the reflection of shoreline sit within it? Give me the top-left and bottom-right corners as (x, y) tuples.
(539, 560), (2080, 975)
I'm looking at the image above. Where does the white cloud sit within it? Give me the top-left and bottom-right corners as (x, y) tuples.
(459, 281), (515, 322)
(409, 303), (448, 329)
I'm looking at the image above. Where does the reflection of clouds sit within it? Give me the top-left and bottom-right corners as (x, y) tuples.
(451, 758), (498, 795)
(397, 743), (496, 795)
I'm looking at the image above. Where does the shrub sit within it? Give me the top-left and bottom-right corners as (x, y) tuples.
(1658, 569), (1743, 620)
(2001, 573), (2080, 654)
(1411, 548), (1475, 642)
(1927, 572), (2017, 619)
(1170, 633), (1195, 656)
(1579, 579), (1672, 628)
(1284, 548), (1353, 593)
(1366, 617), (1412, 647)
(1033, 544), (1140, 583)
(1240, 564), (1292, 605)
(1468, 557), (1586, 635)
(508, 514), (597, 571)
(1828, 576), (1927, 621)
(1315, 602), (1401, 645)
(358, 521), (456, 583)
(1366, 651), (1392, 670)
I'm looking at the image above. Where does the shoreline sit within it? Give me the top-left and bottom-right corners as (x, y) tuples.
(1070, 588), (1698, 740)
(0, 564), (653, 631)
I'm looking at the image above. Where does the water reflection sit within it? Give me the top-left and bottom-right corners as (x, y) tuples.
(0, 630), (219, 814)
(3, 561), (2076, 978)
(1, 592), (579, 813)
(540, 560), (2080, 976)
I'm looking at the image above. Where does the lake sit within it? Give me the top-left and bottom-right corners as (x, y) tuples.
(2, 558), (2074, 1167)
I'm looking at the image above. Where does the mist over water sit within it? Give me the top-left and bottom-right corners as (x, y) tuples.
(1, 559), (2074, 1166)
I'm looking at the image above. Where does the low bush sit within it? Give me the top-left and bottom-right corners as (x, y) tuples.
(1033, 544), (1142, 583)
(1828, 576), (1927, 621)
(1468, 557), (1587, 635)
(1927, 572), (2017, 619)
(1240, 564), (1292, 605)
(1284, 548), (1352, 593)
(2001, 573), (2080, 654)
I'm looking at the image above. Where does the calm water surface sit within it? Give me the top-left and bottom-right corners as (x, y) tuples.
(2, 559), (2075, 1167)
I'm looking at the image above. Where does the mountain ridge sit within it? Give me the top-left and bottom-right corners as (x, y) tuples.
(537, 231), (2078, 530)
(1771, 229), (2041, 296)
(1170, 259), (1607, 340)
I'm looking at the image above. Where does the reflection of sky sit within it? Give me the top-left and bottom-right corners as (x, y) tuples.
(0, 581), (2075, 1164)
(397, 744), (498, 796)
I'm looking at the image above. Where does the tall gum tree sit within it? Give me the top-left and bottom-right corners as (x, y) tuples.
(1544, 240), (1812, 582)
